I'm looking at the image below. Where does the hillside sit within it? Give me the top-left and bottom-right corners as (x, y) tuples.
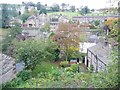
(47, 11), (81, 19)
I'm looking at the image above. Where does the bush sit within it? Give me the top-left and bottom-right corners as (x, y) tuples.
(60, 61), (70, 68)
(17, 70), (32, 81)
(13, 39), (58, 70)
(65, 67), (73, 72)
(89, 64), (94, 73)
(70, 64), (78, 72)
(2, 77), (23, 88)
(94, 20), (100, 26)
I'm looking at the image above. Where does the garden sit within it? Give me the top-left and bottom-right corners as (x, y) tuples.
(1, 19), (119, 88)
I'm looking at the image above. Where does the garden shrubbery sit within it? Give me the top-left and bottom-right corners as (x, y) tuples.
(70, 64), (78, 72)
(13, 38), (58, 70)
(65, 64), (78, 72)
(60, 61), (70, 68)
(2, 56), (119, 88)
(17, 70), (32, 81)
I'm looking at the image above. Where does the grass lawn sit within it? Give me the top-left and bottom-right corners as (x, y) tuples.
(47, 11), (81, 19)
(47, 12), (109, 19)
(32, 61), (88, 77)
(86, 13), (106, 16)
(32, 61), (59, 76)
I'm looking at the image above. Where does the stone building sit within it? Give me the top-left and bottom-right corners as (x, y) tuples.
(85, 42), (112, 72)
(9, 17), (23, 27)
(49, 14), (59, 32)
(72, 16), (118, 23)
(23, 14), (49, 28)
(49, 14), (69, 32)
(0, 53), (16, 84)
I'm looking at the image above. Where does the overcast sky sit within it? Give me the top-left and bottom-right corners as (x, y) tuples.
(0, 0), (118, 9)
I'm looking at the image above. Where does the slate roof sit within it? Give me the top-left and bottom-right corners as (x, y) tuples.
(88, 35), (99, 43)
(88, 43), (112, 65)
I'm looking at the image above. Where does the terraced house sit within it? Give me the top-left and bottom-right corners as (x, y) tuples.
(86, 39), (118, 72)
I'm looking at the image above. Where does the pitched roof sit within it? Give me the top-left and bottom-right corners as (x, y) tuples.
(88, 43), (112, 65)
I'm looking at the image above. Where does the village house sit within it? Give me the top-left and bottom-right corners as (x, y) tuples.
(72, 16), (118, 24)
(86, 43), (111, 72)
(9, 17), (23, 27)
(85, 39), (118, 72)
(22, 13), (69, 31)
(49, 14), (59, 32)
(49, 14), (69, 32)
(22, 13), (49, 28)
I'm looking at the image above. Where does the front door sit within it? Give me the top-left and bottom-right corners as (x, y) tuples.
(86, 59), (89, 67)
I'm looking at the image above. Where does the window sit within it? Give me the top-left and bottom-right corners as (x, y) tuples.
(29, 24), (32, 27)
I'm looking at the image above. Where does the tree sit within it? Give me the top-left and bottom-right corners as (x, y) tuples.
(36, 2), (41, 10)
(94, 20), (100, 26)
(45, 4), (47, 6)
(1, 4), (9, 28)
(70, 6), (75, 12)
(108, 19), (119, 41)
(2, 23), (22, 54)
(19, 13), (31, 23)
(10, 4), (18, 17)
(91, 9), (95, 12)
(23, 2), (35, 13)
(52, 23), (81, 61)
(51, 4), (60, 12)
(61, 3), (66, 11)
(29, 8), (37, 15)
(26, 2), (35, 7)
(39, 5), (47, 15)
(13, 38), (58, 70)
(1, 4), (20, 28)
(80, 6), (90, 15)
(105, 18), (117, 27)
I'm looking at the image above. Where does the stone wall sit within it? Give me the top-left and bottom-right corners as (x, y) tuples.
(0, 53), (16, 85)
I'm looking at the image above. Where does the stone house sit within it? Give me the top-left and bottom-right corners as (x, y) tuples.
(23, 14), (49, 28)
(23, 14), (69, 31)
(49, 14), (69, 32)
(49, 14), (59, 32)
(85, 42), (112, 72)
(9, 17), (23, 27)
(72, 16), (118, 24)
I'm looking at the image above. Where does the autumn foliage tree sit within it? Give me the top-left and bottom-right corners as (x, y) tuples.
(105, 18), (118, 37)
(52, 23), (81, 61)
(105, 18), (118, 27)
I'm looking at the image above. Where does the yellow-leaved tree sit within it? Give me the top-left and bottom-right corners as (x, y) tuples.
(105, 18), (118, 27)
(52, 23), (81, 61)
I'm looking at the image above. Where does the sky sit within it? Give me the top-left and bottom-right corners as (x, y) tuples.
(0, 0), (118, 9)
